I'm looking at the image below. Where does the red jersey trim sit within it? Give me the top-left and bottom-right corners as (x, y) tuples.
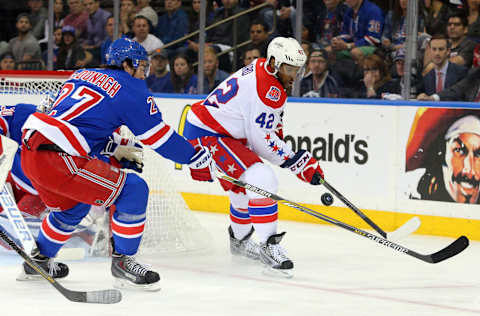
(190, 102), (233, 137)
(255, 59), (287, 109)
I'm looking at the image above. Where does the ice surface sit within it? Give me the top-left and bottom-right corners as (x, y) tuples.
(1, 211), (479, 316)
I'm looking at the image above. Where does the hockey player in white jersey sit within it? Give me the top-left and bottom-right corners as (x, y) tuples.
(183, 37), (325, 277)
(19, 38), (215, 291)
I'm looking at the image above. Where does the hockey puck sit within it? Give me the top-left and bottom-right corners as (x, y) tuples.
(321, 192), (333, 206)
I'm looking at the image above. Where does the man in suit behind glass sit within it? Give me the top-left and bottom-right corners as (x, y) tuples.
(417, 34), (467, 99)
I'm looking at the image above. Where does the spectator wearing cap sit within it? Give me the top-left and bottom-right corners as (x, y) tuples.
(7, 13), (42, 63)
(146, 48), (174, 93)
(0, 53), (16, 70)
(83, 0), (111, 53)
(202, 46), (230, 94)
(300, 49), (339, 98)
(63, 0), (89, 43)
(56, 25), (92, 70)
(393, 48), (405, 82)
(132, 15), (164, 57)
(27, 0), (48, 40)
(136, 0), (158, 28)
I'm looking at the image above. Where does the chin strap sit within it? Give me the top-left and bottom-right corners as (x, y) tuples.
(264, 58), (278, 76)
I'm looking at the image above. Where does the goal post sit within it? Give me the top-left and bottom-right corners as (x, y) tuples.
(0, 70), (213, 257)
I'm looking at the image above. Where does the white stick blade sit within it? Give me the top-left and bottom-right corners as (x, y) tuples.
(86, 289), (122, 304)
(387, 216), (421, 241)
(0, 135), (18, 188)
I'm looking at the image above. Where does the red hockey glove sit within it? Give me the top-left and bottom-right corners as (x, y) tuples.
(188, 145), (215, 182)
(280, 150), (324, 185)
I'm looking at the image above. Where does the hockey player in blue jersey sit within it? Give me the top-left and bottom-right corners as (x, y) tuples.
(20, 38), (214, 291)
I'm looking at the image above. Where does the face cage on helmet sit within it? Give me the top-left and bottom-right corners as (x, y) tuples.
(274, 61), (306, 82)
(131, 57), (150, 77)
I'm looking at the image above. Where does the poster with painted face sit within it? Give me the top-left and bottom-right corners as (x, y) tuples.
(405, 108), (480, 204)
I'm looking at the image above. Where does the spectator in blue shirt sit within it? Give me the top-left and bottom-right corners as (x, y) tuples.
(318, 0), (348, 49)
(83, 0), (111, 66)
(146, 48), (174, 93)
(83, 0), (111, 47)
(100, 16), (115, 64)
(154, 0), (189, 56)
(330, 0), (384, 63)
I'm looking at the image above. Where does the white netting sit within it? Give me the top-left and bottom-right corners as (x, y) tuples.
(0, 71), (72, 101)
(0, 70), (212, 256)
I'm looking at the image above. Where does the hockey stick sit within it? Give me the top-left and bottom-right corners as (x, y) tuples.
(0, 135), (18, 192)
(0, 229), (122, 304)
(0, 185), (36, 254)
(218, 172), (469, 264)
(0, 136), (36, 253)
(0, 134), (85, 259)
(319, 178), (421, 240)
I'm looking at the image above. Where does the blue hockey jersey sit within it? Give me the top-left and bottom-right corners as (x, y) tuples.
(340, 0), (384, 47)
(0, 103), (38, 194)
(22, 68), (195, 164)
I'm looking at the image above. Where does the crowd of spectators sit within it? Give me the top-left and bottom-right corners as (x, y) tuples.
(1, 0), (480, 102)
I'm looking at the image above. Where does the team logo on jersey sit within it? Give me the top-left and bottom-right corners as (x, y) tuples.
(368, 20), (381, 33)
(0, 106), (14, 116)
(266, 86), (281, 102)
(242, 63), (254, 76)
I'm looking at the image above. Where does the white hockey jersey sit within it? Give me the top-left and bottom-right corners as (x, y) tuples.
(187, 58), (294, 166)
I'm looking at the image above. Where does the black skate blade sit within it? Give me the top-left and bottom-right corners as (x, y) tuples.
(113, 278), (161, 292)
(16, 269), (44, 281)
(262, 265), (294, 279)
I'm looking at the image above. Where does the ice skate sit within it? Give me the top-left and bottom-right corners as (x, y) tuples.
(229, 226), (260, 261)
(17, 248), (69, 281)
(259, 232), (294, 278)
(111, 252), (161, 291)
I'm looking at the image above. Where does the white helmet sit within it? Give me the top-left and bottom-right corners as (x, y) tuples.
(266, 37), (307, 75)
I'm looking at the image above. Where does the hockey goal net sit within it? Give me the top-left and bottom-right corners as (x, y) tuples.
(0, 70), (212, 256)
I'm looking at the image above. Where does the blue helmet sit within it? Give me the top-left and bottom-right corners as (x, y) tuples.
(106, 38), (148, 69)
